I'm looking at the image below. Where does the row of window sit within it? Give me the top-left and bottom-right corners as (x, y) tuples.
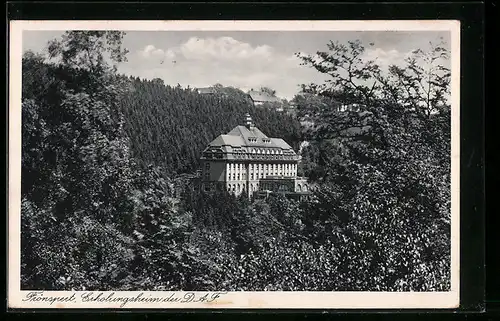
(227, 163), (297, 172)
(203, 183), (258, 194)
(260, 182), (293, 192)
(227, 163), (297, 181)
(203, 182), (308, 193)
(232, 153), (296, 161)
(204, 153), (297, 161)
(204, 162), (297, 181)
(234, 148), (287, 155)
(260, 182), (308, 192)
(246, 137), (272, 144)
(225, 183), (259, 193)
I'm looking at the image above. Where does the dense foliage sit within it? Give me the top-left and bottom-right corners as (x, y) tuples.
(293, 39), (452, 290)
(20, 32), (451, 292)
(119, 78), (302, 174)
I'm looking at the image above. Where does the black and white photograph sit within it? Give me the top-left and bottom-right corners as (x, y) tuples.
(8, 20), (460, 309)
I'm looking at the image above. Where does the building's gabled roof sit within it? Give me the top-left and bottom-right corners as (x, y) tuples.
(203, 114), (298, 160)
(196, 87), (217, 94)
(207, 125), (293, 150)
(227, 125), (267, 141)
(248, 91), (281, 103)
(270, 138), (293, 150)
(208, 134), (246, 147)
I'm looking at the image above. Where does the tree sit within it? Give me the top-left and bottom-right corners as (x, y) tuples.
(260, 86), (277, 96)
(118, 79), (303, 174)
(295, 39), (452, 291)
(297, 39), (450, 115)
(47, 31), (129, 74)
(21, 31), (137, 290)
(152, 78), (165, 86)
(382, 41), (451, 118)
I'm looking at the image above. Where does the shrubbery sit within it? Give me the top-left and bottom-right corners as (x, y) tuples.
(20, 32), (451, 292)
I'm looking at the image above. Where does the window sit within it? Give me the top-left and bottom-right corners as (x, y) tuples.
(205, 162), (210, 170)
(204, 184), (211, 192)
(204, 173), (210, 181)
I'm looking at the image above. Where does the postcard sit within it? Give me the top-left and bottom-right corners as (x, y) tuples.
(8, 19), (460, 309)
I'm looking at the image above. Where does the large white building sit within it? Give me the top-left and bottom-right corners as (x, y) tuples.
(200, 114), (308, 198)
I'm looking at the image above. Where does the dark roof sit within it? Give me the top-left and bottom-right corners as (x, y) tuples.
(208, 125), (293, 150)
(248, 91), (281, 103)
(196, 87), (217, 94)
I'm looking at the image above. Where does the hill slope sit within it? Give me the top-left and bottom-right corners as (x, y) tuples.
(119, 77), (303, 175)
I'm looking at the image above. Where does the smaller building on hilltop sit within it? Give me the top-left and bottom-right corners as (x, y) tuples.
(247, 90), (282, 107)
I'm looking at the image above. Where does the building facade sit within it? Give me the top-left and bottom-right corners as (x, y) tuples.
(247, 90), (282, 107)
(200, 114), (307, 198)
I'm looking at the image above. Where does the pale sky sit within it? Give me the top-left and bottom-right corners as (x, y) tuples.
(23, 30), (450, 100)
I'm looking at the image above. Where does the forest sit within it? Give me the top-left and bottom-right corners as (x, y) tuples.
(119, 76), (302, 175)
(20, 31), (452, 292)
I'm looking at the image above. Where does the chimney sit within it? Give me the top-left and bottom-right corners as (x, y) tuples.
(244, 113), (253, 129)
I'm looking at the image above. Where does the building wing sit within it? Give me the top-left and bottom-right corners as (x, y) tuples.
(202, 114), (298, 158)
(248, 91), (281, 103)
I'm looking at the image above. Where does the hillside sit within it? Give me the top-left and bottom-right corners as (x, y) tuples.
(119, 77), (303, 175)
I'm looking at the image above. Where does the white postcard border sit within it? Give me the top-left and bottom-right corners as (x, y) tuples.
(8, 20), (461, 309)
